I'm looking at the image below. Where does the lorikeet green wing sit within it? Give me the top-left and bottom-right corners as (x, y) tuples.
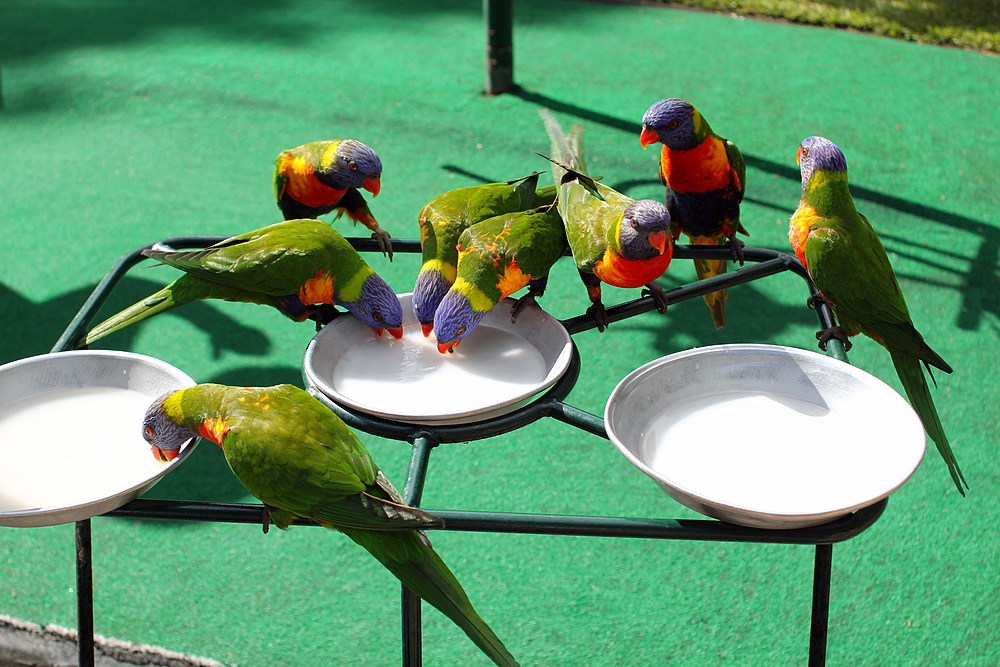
(142, 383), (520, 667)
(412, 172), (552, 336)
(640, 98), (747, 328)
(273, 139), (392, 258)
(540, 109), (673, 332)
(789, 135), (965, 495)
(432, 205), (567, 353)
(81, 219), (403, 346)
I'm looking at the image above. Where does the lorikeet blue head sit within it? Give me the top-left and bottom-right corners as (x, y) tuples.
(321, 139), (383, 196)
(343, 274), (404, 339)
(619, 200), (671, 260)
(796, 136), (848, 192)
(640, 98), (701, 151)
(433, 291), (488, 354)
(411, 269), (452, 337)
(142, 391), (192, 462)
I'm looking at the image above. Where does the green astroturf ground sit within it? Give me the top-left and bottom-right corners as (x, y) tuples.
(1, 1), (999, 665)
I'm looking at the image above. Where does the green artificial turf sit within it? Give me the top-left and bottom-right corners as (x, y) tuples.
(1, 1), (999, 666)
(647, 0), (1000, 53)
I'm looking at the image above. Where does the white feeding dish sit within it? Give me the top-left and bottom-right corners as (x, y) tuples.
(304, 293), (573, 425)
(605, 344), (926, 529)
(0, 350), (197, 527)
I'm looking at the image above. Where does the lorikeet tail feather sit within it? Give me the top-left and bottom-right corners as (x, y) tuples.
(81, 276), (236, 347)
(691, 236), (728, 329)
(343, 528), (519, 667)
(889, 348), (967, 495)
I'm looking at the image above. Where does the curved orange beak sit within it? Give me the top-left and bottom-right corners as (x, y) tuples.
(437, 340), (459, 354)
(796, 146), (804, 166)
(151, 446), (180, 462)
(649, 230), (667, 255)
(421, 322), (435, 338)
(386, 326), (403, 340)
(363, 176), (381, 197)
(639, 126), (660, 149)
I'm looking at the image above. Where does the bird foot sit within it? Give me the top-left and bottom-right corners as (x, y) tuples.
(806, 293), (830, 311)
(816, 326), (853, 352)
(372, 228), (393, 261)
(307, 304), (341, 331)
(642, 284), (669, 314)
(262, 505), (273, 534)
(726, 235), (746, 266)
(587, 301), (609, 333)
(510, 293), (538, 323)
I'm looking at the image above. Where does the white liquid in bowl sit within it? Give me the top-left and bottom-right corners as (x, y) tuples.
(332, 325), (548, 417)
(0, 387), (167, 512)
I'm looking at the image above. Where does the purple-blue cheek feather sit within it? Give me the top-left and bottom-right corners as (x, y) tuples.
(342, 274), (404, 339)
(412, 269), (452, 332)
(433, 291), (488, 352)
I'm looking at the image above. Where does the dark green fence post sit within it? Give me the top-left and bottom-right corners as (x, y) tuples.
(484, 0), (514, 95)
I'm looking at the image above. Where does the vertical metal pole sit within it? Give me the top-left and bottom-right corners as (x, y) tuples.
(400, 435), (437, 667)
(484, 0), (514, 95)
(75, 520), (95, 667)
(808, 544), (833, 667)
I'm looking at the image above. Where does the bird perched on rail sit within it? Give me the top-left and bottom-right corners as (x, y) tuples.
(540, 109), (673, 332)
(640, 98), (747, 329)
(142, 383), (520, 667)
(412, 172), (556, 337)
(789, 135), (966, 495)
(273, 139), (392, 259)
(432, 204), (567, 353)
(81, 219), (403, 347)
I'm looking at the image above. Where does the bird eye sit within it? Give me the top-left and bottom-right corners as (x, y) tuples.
(456, 327), (466, 336)
(143, 426), (154, 440)
(372, 312), (383, 322)
(667, 120), (678, 130)
(349, 161), (358, 171)
(631, 219), (639, 229)
(801, 148), (809, 157)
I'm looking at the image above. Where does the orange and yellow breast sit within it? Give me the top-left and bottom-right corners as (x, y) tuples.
(789, 202), (819, 269)
(279, 154), (346, 209)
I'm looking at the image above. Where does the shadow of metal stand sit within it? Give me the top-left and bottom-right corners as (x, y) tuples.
(53, 238), (876, 667)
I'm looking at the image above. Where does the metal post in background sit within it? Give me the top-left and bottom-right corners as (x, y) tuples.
(808, 544), (834, 667)
(400, 434), (438, 667)
(484, 0), (514, 95)
(75, 520), (95, 667)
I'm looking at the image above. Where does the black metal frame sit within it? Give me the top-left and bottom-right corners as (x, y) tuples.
(50, 237), (875, 667)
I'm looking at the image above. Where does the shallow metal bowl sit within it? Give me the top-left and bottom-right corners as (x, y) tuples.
(0, 350), (197, 527)
(605, 344), (925, 529)
(304, 293), (573, 425)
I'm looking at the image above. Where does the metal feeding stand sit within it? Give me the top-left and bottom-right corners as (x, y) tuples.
(52, 236), (883, 667)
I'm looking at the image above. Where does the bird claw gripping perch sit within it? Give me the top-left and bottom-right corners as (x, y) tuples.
(373, 228), (393, 261)
(806, 293), (830, 311)
(816, 325), (853, 353)
(641, 284), (669, 314)
(727, 235), (746, 266)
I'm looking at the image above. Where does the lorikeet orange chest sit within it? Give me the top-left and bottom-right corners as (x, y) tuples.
(595, 247), (673, 289)
(277, 158), (348, 211)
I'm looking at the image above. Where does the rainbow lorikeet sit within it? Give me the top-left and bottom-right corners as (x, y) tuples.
(640, 98), (748, 329)
(81, 219), (403, 347)
(433, 205), (567, 353)
(540, 109), (672, 333)
(273, 139), (392, 259)
(142, 383), (520, 667)
(789, 136), (966, 495)
(412, 172), (557, 337)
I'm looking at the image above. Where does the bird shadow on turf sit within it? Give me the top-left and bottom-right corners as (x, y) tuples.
(0, 277), (271, 365)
